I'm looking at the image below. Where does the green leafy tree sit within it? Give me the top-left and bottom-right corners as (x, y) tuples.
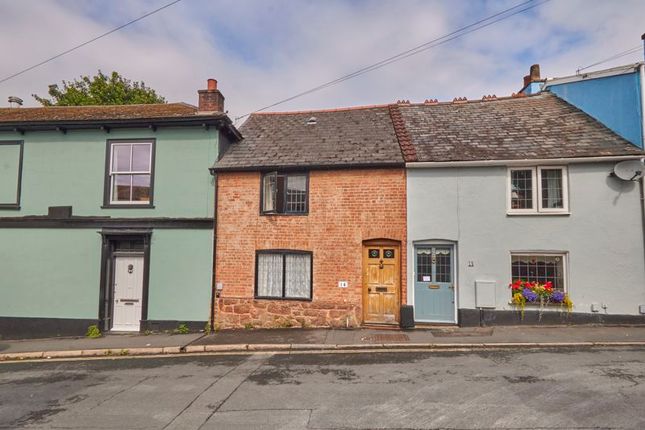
(33, 70), (165, 106)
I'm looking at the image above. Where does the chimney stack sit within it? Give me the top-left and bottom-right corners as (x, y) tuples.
(198, 79), (225, 112)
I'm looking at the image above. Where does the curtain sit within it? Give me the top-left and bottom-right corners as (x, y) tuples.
(257, 253), (283, 297)
(285, 254), (311, 299)
(541, 169), (562, 208)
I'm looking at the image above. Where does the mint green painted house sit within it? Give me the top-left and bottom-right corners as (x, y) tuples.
(0, 80), (240, 339)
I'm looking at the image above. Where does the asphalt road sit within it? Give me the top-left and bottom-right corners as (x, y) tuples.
(1, 348), (644, 429)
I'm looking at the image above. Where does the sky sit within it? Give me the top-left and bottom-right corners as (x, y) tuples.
(0, 0), (644, 123)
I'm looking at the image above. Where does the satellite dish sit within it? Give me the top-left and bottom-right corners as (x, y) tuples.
(613, 159), (645, 181)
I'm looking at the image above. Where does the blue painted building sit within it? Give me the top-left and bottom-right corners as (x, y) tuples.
(520, 62), (645, 148)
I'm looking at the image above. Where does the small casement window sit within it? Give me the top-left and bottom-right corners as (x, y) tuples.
(255, 251), (312, 300)
(0, 141), (23, 209)
(511, 253), (566, 291)
(261, 172), (308, 214)
(508, 166), (568, 214)
(106, 140), (154, 206)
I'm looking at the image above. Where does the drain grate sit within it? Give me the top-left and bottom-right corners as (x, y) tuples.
(430, 327), (493, 337)
(361, 333), (410, 343)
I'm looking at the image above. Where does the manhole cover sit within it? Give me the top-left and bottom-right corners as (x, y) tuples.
(361, 334), (410, 343)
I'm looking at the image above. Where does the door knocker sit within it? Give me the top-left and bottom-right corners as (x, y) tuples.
(128, 264), (134, 274)
(379, 259), (384, 269)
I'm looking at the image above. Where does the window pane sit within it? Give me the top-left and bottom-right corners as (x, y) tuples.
(131, 175), (151, 202)
(257, 253), (283, 297)
(435, 248), (452, 283)
(510, 169), (533, 209)
(511, 254), (564, 290)
(112, 144), (132, 173)
(416, 248), (432, 282)
(112, 175), (131, 201)
(131, 144), (151, 172)
(541, 169), (563, 209)
(285, 175), (307, 213)
(0, 143), (21, 205)
(285, 254), (311, 299)
(262, 174), (277, 212)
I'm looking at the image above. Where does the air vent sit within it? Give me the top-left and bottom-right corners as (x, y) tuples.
(306, 116), (317, 125)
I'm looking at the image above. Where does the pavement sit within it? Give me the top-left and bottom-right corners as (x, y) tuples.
(2, 347), (645, 429)
(1, 325), (645, 361)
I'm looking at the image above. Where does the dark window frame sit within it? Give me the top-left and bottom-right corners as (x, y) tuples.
(260, 171), (309, 215)
(0, 140), (24, 210)
(254, 249), (313, 301)
(102, 138), (156, 209)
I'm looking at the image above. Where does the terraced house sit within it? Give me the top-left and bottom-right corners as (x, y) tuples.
(213, 93), (645, 328)
(0, 80), (240, 339)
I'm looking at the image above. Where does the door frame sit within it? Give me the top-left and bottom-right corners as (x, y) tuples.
(362, 239), (402, 325)
(411, 240), (458, 324)
(98, 230), (152, 332)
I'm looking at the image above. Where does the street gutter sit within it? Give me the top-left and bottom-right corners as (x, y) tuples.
(2, 341), (645, 363)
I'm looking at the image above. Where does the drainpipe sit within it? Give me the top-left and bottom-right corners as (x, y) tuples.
(640, 33), (645, 148)
(209, 171), (219, 332)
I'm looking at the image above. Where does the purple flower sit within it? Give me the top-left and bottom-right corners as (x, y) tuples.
(550, 291), (565, 303)
(523, 289), (538, 302)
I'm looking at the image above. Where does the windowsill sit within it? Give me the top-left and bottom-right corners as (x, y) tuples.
(254, 296), (313, 302)
(260, 212), (309, 217)
(102, 204), (155, 209)
(507, 211), (570, 217)
(508, 300), (569, 307)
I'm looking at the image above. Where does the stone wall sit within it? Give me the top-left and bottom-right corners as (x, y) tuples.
(214, 298), (360, 329)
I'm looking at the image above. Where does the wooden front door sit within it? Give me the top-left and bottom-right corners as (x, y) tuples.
(362, 244), (400, 324)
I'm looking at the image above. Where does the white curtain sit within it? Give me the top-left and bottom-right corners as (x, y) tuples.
(542, 169), (562, 208)
(257, 254), (283, 297)
(285, 254), (311, 299)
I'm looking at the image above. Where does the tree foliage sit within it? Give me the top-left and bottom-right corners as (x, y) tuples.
(33, 70), (166, 106)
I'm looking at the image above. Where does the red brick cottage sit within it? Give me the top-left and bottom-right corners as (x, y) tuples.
(211, 106), (408, 328)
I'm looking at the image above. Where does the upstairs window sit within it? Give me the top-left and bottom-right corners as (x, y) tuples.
(508, 166), (568, 214)
(261, 172), (308, 215)
(105, 140), (155, 207)
(0, 141), (23, 209)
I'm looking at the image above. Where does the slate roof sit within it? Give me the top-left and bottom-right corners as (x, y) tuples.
(213, 106), (404, 171)
(397, 93), (643, 162)
(0, 103), (223, 123)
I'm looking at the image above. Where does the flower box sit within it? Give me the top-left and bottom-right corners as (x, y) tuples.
(509, 280), (573, 319)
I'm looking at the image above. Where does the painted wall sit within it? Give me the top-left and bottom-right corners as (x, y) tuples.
(407, 163), (645, 316)
(0, 229), (102, 320)
(147, 229), (213, 322)
(215, 169), (407, 328)
(547, 72), (643, 148)
(0, 127), (218, 218)
(0, 228), (212, 322)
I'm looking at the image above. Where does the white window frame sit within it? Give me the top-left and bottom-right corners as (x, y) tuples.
(510, 251), (568, 293)
(507, 166), (569, 215)
(109, 142), (153, 205)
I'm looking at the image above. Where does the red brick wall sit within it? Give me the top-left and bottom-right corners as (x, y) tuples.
(214, 168), (407, 329)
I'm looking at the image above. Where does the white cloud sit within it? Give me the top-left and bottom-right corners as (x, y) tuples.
(0, 0), (643, 121)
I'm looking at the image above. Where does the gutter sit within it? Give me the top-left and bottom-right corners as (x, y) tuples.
(210, 161), (406, 174)
(405, 155), (644, 168)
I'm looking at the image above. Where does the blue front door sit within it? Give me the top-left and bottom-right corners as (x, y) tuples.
(414, 245), (455, 323)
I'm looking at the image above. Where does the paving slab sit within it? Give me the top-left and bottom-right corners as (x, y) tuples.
(0, 332), (203, 354)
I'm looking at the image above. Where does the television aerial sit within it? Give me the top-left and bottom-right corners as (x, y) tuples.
(612, 159), (645, 181)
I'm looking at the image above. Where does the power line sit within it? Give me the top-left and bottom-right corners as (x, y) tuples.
(235, 0), (550, 121)
(0, 0), (183, 85)
(577, 45), (643, 73)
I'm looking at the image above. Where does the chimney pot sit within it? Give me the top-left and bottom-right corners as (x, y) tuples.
(641, 33), (645, 40)
(207, 79), (217, 90)
(530, 64), (541, 81)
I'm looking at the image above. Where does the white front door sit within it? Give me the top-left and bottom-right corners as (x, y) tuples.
(112, 255), (144, 331)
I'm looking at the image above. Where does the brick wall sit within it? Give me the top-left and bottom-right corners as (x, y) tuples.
(214, 168), (407, 329)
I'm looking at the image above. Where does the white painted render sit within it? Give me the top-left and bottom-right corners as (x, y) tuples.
(406, 162), (645, 316)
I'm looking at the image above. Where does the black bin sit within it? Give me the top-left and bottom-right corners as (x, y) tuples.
(400, 305), (415, 329)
